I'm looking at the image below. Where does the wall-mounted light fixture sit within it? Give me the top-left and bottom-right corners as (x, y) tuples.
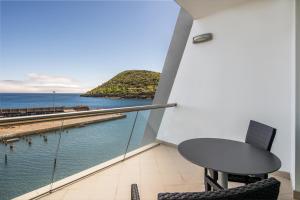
(193, 33), (213, 44)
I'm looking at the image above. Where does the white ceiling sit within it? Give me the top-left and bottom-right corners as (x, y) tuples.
(175, 0), (249, 19)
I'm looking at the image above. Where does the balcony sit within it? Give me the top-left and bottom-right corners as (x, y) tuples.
(27, 144), (292, 200)
(1, 0), (299, 199)
(1, 103), (293, 200)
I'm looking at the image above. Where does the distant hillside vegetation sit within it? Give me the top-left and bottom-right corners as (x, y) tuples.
(81, 70), (160, 99)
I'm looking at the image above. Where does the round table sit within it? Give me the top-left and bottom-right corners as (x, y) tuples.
(178, 138), (281, 189)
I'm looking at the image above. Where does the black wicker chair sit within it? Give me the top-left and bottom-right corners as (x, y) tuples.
(245, 120), (276, 151)
(227, 120), (277, 184)
(131, 177), (280, 200)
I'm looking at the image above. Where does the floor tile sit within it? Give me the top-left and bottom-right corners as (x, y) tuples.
(38, 144), (294, 200)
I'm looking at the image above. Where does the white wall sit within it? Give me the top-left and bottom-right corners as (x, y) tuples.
(158, 0), (294, 172)
(295, 0), (300, 192)
(292, 0), (296, 191)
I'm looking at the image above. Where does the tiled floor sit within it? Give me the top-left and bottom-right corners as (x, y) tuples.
(40, 144), (293, 200)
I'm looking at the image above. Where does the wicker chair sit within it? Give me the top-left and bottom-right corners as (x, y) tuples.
(227, 120), (277, 185)
(245, 120), (276, 151)
(131, 177), (280, 200)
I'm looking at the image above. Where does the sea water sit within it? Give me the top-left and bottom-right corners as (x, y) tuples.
(0, 93), (151, 109)
(0, 93), (152, 200)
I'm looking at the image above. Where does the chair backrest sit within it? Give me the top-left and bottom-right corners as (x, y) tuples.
(158, 178), (281, 200)
(245, 120), (276, 151)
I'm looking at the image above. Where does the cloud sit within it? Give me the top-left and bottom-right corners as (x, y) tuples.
(0, 73), (87, 93)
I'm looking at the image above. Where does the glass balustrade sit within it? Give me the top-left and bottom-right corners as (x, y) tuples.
(52, 112), (138, 184)
(0, 105), (173, 200)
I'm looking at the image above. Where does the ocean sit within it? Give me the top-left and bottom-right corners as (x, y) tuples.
(0, 93), (152, 109)
(0, 93), (153, 200)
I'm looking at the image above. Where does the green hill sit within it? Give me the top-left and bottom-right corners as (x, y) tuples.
(81, 70), (160, 99)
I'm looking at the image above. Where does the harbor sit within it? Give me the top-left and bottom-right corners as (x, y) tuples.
(0, 113), (126, 140)
(0, 94), (151, 200)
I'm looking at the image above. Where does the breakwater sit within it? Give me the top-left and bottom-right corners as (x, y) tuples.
(0, 113), (126, 140)
(0, 106), (89, 118)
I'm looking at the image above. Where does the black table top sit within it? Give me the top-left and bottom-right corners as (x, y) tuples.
(178, 138), (281, 175)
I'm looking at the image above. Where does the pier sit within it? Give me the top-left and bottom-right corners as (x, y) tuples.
(0, 106), (89, 118)
(0, 113), (126, 140)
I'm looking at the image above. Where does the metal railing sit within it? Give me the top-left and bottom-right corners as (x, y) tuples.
(0, 103), (177, 124)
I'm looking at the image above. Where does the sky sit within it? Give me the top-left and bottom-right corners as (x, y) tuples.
(0, 0), (179, 93)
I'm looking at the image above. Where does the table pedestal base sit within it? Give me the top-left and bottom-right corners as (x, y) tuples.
(204, 168), (228, 191)
(219, 172), (228, 189)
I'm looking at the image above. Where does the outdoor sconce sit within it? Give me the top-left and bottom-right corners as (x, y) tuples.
(193, 33), (213, 44)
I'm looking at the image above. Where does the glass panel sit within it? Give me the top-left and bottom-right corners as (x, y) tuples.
(0, 127), (61, 200)
(0, 107), (170, 200)
(52, 112), (138, 183)
(126, 108), (165, 152)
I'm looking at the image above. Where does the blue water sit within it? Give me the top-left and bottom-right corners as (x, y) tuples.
(0, 93), (152, 109)
(0, 93), (153, 200)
